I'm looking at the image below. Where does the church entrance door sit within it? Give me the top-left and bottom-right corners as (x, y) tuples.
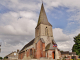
(52, 51), (55, 59)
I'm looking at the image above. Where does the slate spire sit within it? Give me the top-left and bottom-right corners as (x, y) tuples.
(37, 3), (52, 27)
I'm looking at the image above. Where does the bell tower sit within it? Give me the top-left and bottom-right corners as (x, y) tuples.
(35, 3), (54, 46)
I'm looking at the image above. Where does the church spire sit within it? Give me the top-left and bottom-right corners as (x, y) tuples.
(36, 3), (52, 27)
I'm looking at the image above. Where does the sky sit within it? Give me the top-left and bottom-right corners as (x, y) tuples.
(0, 0), (80, 57)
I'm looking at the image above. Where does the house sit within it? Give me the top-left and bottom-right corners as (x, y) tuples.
(18, 3), (61, 60)
(5, 50), (19, 60)
(61, 51), (69, 57)
(61, 51), (78, 60)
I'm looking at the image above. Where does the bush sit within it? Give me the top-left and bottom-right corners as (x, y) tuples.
(73, 59), (76, 60)
(0, 57), (3, 59)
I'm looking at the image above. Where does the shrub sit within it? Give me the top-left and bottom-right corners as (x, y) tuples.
(0, 57), (3, 59)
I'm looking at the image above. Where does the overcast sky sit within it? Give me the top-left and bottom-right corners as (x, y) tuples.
(0, 0), (80, 57)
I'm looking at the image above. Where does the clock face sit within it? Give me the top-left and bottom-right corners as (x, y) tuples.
(14, 53), (16, 55)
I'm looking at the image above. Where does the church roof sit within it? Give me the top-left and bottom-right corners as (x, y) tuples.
(36, 3), (52, 28)
(5, 51), (17, 58)
(45, 43), (56, 50)
(19, 38), (35, 53)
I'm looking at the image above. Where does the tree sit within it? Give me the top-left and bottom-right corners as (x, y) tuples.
(72, 34), (80, 55)
(0, 57), (3, 59)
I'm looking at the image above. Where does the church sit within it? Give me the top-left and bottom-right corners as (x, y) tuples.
(18, 3), (61, 60)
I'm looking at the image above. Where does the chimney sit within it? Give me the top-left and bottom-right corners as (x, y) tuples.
(17, 49), (19, 53)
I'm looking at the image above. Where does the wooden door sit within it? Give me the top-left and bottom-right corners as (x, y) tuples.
(52, 52), (54, 59)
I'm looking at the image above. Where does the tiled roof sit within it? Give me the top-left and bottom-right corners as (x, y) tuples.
(19, 38), (35, 53)
(61, 51), (69, 55)
(45, 43), (56, 50)
(5, 51), (17, 57)
(36, 3), (52, 28)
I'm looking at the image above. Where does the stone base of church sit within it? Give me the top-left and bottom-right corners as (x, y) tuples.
(21, 58), (57, 60)
(45, 49), (60, 59)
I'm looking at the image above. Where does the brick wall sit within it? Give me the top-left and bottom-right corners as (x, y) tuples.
(36, 40), (45, 59)
(42, 43), (46, 57)
(26, 50), (28, 57)
(18, 53), (20, 59)
(47, 50), (54, 58)
(68, 56), (71, 59)
(18, 51), (25, 59)
(76, 55), (78, 60)
(18, 40), (46, 59)
(36, 40), (41, 58)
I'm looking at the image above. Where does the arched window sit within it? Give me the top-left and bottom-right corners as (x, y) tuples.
(45, 27), (48, 35)
(30, 49), (32, 55)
